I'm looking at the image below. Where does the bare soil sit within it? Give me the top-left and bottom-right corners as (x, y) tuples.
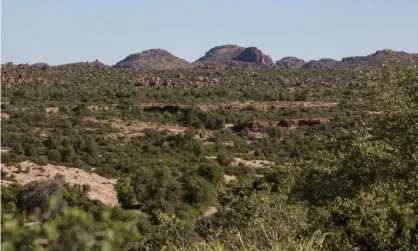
(232, 158), (275, 169)
(1, 161), (118, 206)
(84, 117), (187, 139)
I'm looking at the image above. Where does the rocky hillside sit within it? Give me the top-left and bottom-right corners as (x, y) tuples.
(302, 58), (339, 69)
(194, 45), (245, 64)
(300, 50), (418, 69)
(338, 50), (418, 68)
(114, 49), (191, 70)
(232, 47), (275, 67)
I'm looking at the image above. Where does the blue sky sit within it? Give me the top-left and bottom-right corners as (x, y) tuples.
(2, 0), (418, 65)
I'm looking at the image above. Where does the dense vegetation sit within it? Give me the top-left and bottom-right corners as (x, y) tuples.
(1, 60), (417, 250)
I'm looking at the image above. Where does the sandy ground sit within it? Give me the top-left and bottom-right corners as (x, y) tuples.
(84, 117), (187, 139)
(223, 174), (237, 183)
(1, 161), (118, 206)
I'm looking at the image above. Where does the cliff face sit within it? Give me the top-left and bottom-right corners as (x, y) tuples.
(232, 47), (275, 67)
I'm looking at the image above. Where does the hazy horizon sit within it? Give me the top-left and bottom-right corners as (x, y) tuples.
(2, 0), (418, 66)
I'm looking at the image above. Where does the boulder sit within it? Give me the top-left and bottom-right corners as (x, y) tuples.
(1, 113), (10, 120)
(45, 107), (59, 114)
(196, 128), (213, 139)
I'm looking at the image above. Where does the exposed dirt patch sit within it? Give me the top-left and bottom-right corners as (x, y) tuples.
(1, 161), (118, 206)
(232, 158), (275, 169)
(224, 174), (237, 183)
(204, 206), (218, 217)
(84, 117), (187, 139)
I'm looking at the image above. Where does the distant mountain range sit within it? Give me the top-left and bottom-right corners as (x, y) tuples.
(5, 45), (418, 70)
(112, 45), (418, 70)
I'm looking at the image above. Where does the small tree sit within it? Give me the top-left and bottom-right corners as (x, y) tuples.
(115, 178), (137, 208)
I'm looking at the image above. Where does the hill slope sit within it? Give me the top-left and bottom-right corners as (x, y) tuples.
(301, 50), (418, 69)
(114, 49), (191, 70)
(194, 45), (245, 64)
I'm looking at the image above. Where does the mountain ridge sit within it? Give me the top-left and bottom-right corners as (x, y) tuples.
(4, 47), (418, 70)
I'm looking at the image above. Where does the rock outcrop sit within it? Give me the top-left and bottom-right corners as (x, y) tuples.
(45, 107), (59, 114)
(301, 49), (418, 69)
(59, 59), (107, 68)
(87, 106), (109, 111)
(232, 121), (274, 132)
(232, 47), (275, 67)
(133, 76), (164, 87)
(194, 45), (245, 65)
(276, 57), (306, 69)
(1, 113), (10, 120)
(139, 104), (189, 114)
(195, 128), (214, 139)
(302, 58), (339, 69)
(277, 118), (331, 128)
(31, 63), (51, 70)
(339, 49), (418, 68)
(233, 118), (331, 132)
(195, 45), (275, 68)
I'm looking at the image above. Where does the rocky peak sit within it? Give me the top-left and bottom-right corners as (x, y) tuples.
(276, 57), (306, 69)
(339, 49), (418, 68)
(372, 49), (418, 60)
(206, 45), (243, 54)
(125, 49), (174, 60)
(372, 49), (392, 57)
(232, 47), (275, 67)
(195, 45), (245, 64)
